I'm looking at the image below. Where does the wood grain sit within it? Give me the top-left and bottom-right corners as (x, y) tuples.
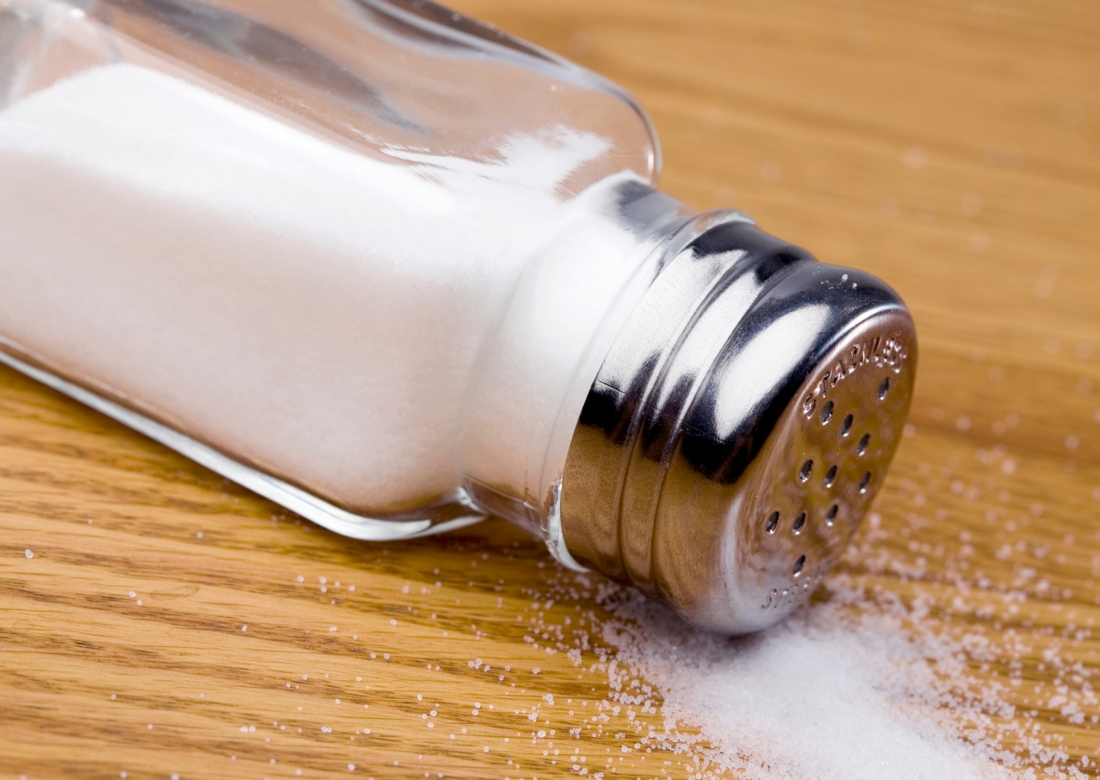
(3, 0), (1100, 777)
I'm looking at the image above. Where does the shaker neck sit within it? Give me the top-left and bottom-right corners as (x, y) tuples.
(458, 177), (745, 544)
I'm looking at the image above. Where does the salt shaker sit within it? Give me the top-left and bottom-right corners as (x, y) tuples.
(0, 0), (916, 633)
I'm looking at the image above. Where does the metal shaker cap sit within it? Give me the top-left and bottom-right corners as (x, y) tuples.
(560, 217), (917, 634)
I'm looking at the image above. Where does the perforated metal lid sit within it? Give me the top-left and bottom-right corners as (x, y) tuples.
(560, 220), (916, 634)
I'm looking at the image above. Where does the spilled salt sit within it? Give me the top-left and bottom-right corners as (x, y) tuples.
(519, 454), (1097, 780)
(599, 589), (1018, 780)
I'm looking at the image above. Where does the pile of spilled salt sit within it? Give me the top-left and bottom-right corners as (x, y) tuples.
(597, 587), (1019, 780)
(543, 564), (1099, 780)
(519, 514), (1097, 780)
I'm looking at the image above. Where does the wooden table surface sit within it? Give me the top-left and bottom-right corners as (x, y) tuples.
(3, 0), (1100, 778)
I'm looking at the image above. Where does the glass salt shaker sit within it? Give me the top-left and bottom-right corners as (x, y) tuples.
(0, 0), (916, 633)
